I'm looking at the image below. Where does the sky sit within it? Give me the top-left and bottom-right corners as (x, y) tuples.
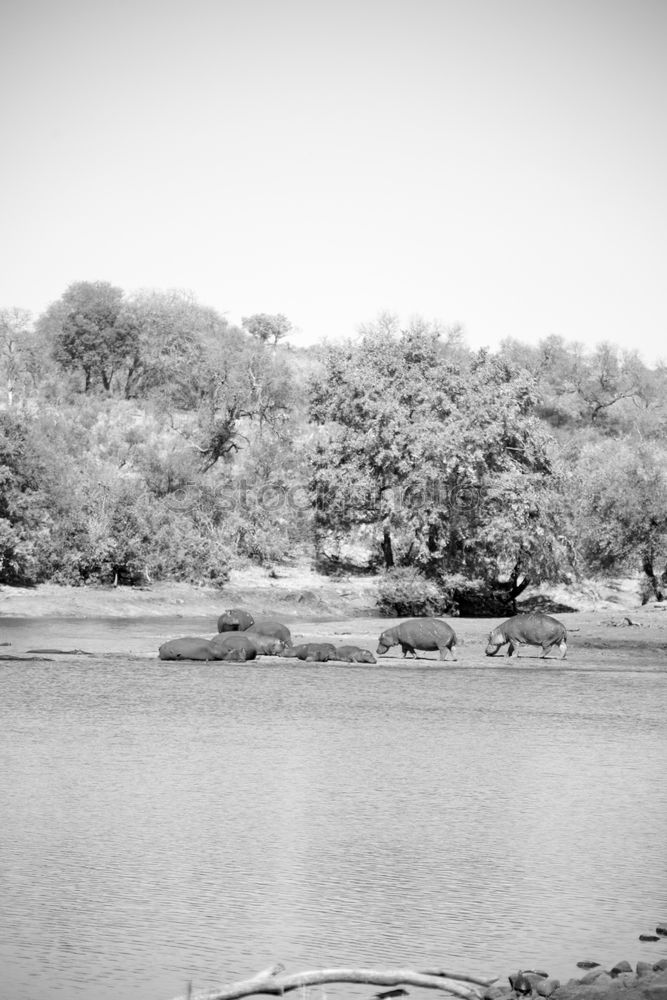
(1, 0), (666, 363)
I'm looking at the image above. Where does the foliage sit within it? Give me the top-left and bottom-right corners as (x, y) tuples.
(376, 568), (454, 617)
(2, 280), (667, 601)
(0, 412), (51, 584)
(242, 312), (292, 345)
(37, 281), (140, 393)
(309, 317), (567, 589)
(568, 438), (667, 600)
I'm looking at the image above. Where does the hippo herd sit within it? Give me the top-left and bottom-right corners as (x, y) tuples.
(158, 610), (569, 663)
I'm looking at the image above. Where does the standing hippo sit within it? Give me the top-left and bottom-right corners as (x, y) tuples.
(335, 645), (377, 664)
(217, 608), (256, 632)
(158, 637), (216, 661)
(209, 633), (258, 660)
(485, 612), (567, 659)
(376, 619), (458, 660)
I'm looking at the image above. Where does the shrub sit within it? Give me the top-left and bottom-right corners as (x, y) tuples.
(376, 567), (454, 617)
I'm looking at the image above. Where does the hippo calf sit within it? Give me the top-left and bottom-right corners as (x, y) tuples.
(376, 618), (458, 660)
(485, 612), (567, 659)
(159, 637), (216, 661)
(280, 642), (337, 662)
(335, 645), (377, 664)
(217, 608), (255, 632)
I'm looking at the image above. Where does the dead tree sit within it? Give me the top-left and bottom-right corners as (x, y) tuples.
(168, 962), (497, 1000)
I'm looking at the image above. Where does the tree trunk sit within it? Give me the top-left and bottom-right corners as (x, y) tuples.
(642, 553), (665, 602)
(381, 525), (395, 569)
(167, 963), (495, 1000)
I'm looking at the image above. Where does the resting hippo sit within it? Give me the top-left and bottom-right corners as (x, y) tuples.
(335, 645), (377, 664)
(246, 619), (292, 644)
(158, 636), (216, 661)
(376, 618), (458, 660)
(280, 642), (337, 662)
(209, 633), (258, 660)
(217, 608), (256, 632)
(485, 612), (567, 658)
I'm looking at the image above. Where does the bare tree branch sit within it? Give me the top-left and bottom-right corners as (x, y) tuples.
(168, 964), (496, 1000)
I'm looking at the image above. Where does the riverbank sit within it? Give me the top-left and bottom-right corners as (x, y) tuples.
(2, 567), (667, 669)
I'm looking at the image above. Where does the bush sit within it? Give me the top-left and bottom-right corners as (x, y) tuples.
(376, 568), (454, 617)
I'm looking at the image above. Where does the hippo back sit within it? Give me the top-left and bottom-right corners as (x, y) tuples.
(209, 632), (258, 660)
(378, 618), (456, 653)
(159, 636), (215, 661)
(486, 612), (567, 654)
(217, 608), (255, 632)
(246, 619), (292, 644)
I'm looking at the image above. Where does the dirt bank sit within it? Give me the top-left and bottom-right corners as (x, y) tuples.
(1, 566), (666, 669)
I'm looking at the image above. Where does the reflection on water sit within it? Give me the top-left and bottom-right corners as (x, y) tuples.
(0, 617), (666, 1000)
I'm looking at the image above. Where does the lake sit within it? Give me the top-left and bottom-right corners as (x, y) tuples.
(1, 615), (666, 1000)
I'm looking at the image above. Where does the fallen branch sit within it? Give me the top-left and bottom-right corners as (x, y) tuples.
(168, 963), (496, 1000)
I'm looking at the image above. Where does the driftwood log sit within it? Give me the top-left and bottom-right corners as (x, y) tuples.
(169, 963), (497, 1000)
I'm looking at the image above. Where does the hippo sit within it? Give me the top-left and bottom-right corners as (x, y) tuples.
(209, 633), (258, 660)
(485, 612), (567, 658)
(217, 608), (255, 632)
(158, 636), (216, 661)
(280, 642), (337, 662)
(335, 645), (377, 664)
(376, 618), (458, 660)
(245, 619), (292, 644)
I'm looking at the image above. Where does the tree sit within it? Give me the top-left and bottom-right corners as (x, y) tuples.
(0, 307), (32, 406)
(242, 312), (292, 345)
(37, 281), (140, 392)
(0, 412), (51, 584)
(309, 319), (566, 601)
(570, 438), (667, 601)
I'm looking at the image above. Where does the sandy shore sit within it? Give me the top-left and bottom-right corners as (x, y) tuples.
(2, 566), (666, 669)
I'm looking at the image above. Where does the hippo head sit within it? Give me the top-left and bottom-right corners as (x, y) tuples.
(376, 632), (394, 655)
(358, 650), (377, 664)
(266, 638), (285, 655)
(485, 628), (504, 656)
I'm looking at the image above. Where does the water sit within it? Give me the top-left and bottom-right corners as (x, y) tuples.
(1, 616), (666, 1000)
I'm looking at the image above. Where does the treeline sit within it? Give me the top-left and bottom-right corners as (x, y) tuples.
(1, 283), (666, 609)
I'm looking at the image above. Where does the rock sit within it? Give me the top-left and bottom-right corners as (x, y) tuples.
(640, 936), (660, 942)
(579, 969), (606, 985)
(643, 977), (667, 1000)
(637, 962), (655, 977)
(577, 963), (600, 971)
(587, 972), (613, 990)
(654, 960), (667, 972)
(610, 961), (633, 977)
(535, 977), (560, 996)
(656, 925), (667, 937)
(483, 987), (512, 1000)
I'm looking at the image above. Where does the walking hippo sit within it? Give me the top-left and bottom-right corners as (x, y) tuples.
(217, 608), (256, 632)
(245, 619), (292, 644)
(209, 633), (258, 660)
(376, 619), (458, 660)
(280, 642), (337, 662)
(485, 612), (567, 658)
(335, 645), (377, 664)
(158, 637), (216, 661)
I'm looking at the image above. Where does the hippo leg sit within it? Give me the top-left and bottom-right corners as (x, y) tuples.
(400, 643), (416, 657)
(437, 644), (456, 661)
(558, 640), (567, 659)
